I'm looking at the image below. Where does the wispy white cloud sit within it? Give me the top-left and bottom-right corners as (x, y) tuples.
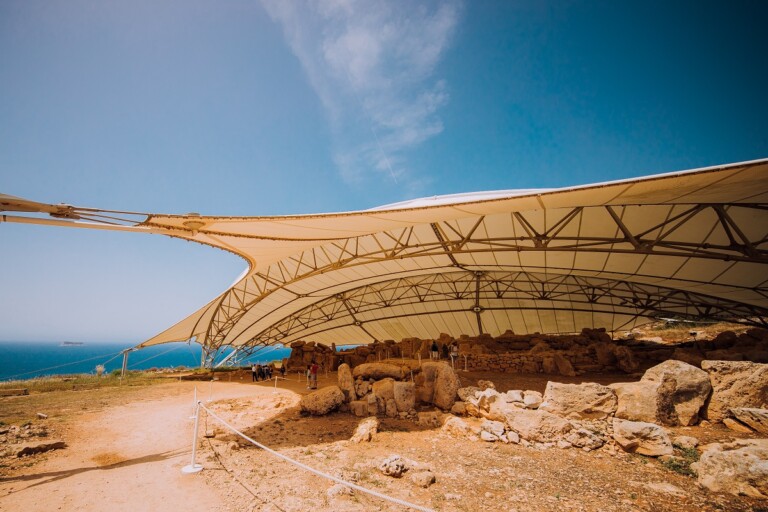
(261, 0), (460, 189)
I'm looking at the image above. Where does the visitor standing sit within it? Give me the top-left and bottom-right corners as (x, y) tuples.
(310, 361), (319, 389)
(251, 364), (257, 382)
(431, 340), (439, 360)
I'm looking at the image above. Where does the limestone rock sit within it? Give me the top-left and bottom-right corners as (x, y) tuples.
(393, 381), (416, 413)
(441, 415), (475, 439)
(553, 353), (577, 377)
(457, 386), (480, 402)
(611, 381), (657, 423)
(350, 400), (367, 417)
(417, 411), (441, 428)
(327, 484), (353, 497)
(409, 470), (436, 488)
(300, 386), (345, 416)
(505, 390), (524, 403)
(337, 363), (356, 402)
(415, 363), (439, 403)
(614, 345), (640, 373)
(477, 379), (496, 390)
(692, 439), (768, 498)
(352, 363), (404, 380)
(14, 439), (66, 457)
(450, 401), (466, 416)
(385, 398), (398, 418)
(564, 429), (604, 451)
(372, 378), (395, 401)
(350, 417), (379, 443)
(539, 382), (617, 420)
(379, 455), (408, 478)
(480, 419), (506, 439)
(433, 363), (461, 410)
(723, 417), (754, 433)
(672, 435), (699, 450)
(701, 360), (768, 421)
(523, 391), (543, 409)
(367, 394), (378, 416)
(480, 430), (498, 442)
(642, 359), (711, 425)
(354, 378), (370, 398)
(729, 408), (768, 434)
(612, 418), (672, 457)
(503, 409), (572, 443)
(612, 360), (711, 426)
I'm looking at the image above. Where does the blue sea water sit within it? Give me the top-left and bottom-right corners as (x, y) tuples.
(0, 340), (290, 381)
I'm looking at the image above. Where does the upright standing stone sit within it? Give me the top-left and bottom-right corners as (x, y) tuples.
(337, 363), (356, 402)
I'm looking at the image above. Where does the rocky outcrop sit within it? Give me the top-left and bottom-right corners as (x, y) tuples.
(612, 360), (711, 426)
(612, 418), (672, 457)
(692, 439), (768, 498)
(701, 360), (768, 422)
(539, 382), (617, 420)
(299, 386), (345, 416)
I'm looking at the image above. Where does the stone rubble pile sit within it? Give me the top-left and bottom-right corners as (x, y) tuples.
(441, 358), (768, 499)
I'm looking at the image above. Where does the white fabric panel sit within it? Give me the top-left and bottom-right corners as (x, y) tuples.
(132, 159), (768, 348)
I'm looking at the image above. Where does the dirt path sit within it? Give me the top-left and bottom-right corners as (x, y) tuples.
(0, 381), (266, 512)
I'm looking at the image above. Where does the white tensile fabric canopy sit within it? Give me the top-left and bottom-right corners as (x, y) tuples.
(2, 159), (767, 363)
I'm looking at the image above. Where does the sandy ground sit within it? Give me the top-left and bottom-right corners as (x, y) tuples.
(1, 370), (766, 512)
(0, 380), (258, 512)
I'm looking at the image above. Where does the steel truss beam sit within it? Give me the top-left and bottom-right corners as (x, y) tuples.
(199, 203), (768, 355)
(241, 271), (767, 348)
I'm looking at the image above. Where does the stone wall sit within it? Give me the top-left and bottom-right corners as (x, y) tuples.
(284, 327), (768, 376)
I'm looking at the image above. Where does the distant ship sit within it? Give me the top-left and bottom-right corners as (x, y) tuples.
(60, 341), (84, 346)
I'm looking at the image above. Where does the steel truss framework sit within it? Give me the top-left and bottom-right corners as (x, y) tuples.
(194, 202), (768, 364)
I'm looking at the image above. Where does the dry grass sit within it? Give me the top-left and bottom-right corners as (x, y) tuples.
(0, 373), (170, 426)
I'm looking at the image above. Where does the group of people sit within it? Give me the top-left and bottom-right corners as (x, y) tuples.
(251, 363), (283, 382)
(430, 340), (459, 361)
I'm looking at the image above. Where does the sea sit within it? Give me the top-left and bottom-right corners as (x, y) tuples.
(0, 340), (291, 382)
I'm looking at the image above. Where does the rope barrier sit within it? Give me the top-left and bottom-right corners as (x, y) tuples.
(127, 343), (184, 368)
(197, 402), (435, 512)
(4, 350), (124, 380)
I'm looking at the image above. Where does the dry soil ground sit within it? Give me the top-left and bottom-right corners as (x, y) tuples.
(1, 369), (766, 512)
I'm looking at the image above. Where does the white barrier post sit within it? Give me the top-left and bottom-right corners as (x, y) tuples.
(182, 400), (203, 474)
(463, 354), (468, 372)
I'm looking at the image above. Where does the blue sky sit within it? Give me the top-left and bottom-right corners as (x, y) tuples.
(1, 0), (766, 343)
